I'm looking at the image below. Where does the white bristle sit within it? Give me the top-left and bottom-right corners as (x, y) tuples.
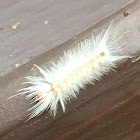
(17, 23), (130, 120)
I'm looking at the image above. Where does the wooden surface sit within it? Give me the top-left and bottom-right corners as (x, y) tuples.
(0, 0), (140, 140)
(25, 60), (140, 140)
(0, 0), (133, 76)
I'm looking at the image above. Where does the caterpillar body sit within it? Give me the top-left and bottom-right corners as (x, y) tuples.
(17, 24), (129, 119)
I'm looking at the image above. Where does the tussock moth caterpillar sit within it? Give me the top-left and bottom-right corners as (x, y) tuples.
(16, 23), (130, 120)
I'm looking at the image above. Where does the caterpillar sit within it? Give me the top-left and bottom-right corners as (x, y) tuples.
(16, 23), (130, 120)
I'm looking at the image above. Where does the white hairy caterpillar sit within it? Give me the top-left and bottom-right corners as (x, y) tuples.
(17, 23), (129, 120)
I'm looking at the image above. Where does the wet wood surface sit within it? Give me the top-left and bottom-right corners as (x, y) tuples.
(0, 0), (140, 140)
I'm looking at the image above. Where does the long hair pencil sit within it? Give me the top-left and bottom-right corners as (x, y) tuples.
(14, 23), (130, 120)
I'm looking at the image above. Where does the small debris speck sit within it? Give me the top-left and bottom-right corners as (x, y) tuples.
(15, 63), (21, 67)
(12, 22), (20, 29)
(44, 20), (49, 24)
(123, 12), (129, 17)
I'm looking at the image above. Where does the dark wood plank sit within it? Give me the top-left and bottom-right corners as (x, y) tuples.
(1, 59), (140, 140)
(66, 90), (140, 140)
(26, 60), (140, 140)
